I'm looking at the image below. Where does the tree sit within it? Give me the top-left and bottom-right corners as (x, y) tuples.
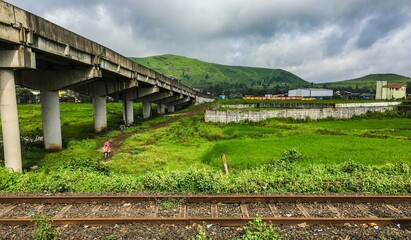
(16, 87), (35, 103)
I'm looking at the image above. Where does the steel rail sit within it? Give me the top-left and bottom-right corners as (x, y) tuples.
(1, 217), (410, 227)
(0, 195), (410, 204)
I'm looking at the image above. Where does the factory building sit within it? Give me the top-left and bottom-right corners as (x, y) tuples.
(288, 88), (333, 98)
(376, 81), (406, 100)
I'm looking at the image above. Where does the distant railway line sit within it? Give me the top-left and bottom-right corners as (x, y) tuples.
(0, 195), (410, 227)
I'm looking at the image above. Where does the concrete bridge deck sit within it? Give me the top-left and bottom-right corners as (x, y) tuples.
(0, 1), (209, 171)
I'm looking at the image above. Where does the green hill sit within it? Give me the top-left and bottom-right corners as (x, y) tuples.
(131, 55), (410, 95)
(131, 54), (309, 95)
(318, 73), (411, 93)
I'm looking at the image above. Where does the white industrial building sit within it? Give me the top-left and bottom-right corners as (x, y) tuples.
(376, 81), (407, 100)
(288, 88), (333, 98)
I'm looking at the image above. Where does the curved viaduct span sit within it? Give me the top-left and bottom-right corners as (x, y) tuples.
(0, 1), (205, 171)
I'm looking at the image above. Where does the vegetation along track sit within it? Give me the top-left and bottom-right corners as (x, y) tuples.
(0, 195), (410, 227)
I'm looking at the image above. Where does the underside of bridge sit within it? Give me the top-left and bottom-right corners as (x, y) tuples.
(0, 1), (212, 171)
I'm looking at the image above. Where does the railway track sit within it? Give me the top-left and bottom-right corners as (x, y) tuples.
(0, 195), (410, 227)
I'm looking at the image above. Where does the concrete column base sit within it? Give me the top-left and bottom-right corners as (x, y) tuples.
(0, 69), (22, 171)
(142, 102), (151, 119)
(41, 91), (62, 150)
(157, 103), (166, 114)
(122, 100), (134, 125)
(167, 105), (175, 113)
(93, 96), (107, 132)
(126, 100), (134, 125)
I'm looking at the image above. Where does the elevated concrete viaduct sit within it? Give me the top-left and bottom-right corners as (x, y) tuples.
(0, 2), (208, 171)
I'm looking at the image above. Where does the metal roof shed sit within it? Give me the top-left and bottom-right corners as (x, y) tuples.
(288, 88), (333, 97)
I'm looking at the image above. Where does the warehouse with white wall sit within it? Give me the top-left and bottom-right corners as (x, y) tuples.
(288, 88), (333, 98)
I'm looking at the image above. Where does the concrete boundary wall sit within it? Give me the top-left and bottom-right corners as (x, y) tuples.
(220, 104), (257, 109)
(220, 102), (401, 109)
(335, 102), (401, 108)
(205, 102), (401, 123)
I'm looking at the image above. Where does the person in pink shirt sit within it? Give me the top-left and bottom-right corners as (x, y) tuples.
(103, 140), (111, 158)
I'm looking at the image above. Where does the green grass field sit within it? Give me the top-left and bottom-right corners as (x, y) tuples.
(107, 115), (411, 174)
(4, 103), (411, 172)
(0, 103), (410, 194)
(202, 134), (410, 168)
(16, 103), (124, 139)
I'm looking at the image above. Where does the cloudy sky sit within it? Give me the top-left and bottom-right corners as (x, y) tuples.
(5, 0), (411, 83)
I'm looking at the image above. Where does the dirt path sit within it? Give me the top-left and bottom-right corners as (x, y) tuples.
(105, 104), (209, 159)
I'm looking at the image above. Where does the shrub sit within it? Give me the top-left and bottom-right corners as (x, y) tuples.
(107, 235), (117, 240)
(351, 110), (405, 120)
(63, 156), (109, 174)
(1, 160), (411, 194)
(198, 124), (225, 140)
(238, 215), (282, 240)
(191, 225), (210, 240)
(384, 163), (410, 174)
(169, 118), (198, 144)
(0, 167), (19, 191)
(280, 148), (305, 163)
(40, 174), (70, 193)
(142, 168), (229, 193)
(159, 198), (180, 210)
(31, 212), (60, 240)
(339, 160), (365, 173)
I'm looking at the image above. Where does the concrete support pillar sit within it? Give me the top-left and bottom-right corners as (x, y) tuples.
(122, 100), (134, 125)
(157, 102), (166, 114)
(142, 102), (151, 119)
(92, 96), (107, 132)
(41, 91), (62, 150)
(121, 100), (127, 124)
(167, 105), (175, 113)
(126, 100), (134, 125)
(0, 69), (22, 171)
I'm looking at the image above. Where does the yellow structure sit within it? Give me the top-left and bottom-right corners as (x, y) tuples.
(376, 81), (406, 100)
(58, 90), (66, 97)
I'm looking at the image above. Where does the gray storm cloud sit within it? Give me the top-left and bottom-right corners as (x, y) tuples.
(5, 0), (411, 83)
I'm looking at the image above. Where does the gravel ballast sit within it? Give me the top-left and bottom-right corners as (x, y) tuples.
(1, 223), (410, 239)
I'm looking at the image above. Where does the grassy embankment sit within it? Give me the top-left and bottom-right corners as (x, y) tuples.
(0, 103), (410, 194)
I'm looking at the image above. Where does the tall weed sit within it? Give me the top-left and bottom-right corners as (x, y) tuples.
(31, 212), (60, 240)
(237, 215), (282, 240)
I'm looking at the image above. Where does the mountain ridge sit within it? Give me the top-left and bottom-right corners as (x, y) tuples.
(131, 54), (410, 95)
(320, 73), (410, 87)
(131, 54), (309, 95)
